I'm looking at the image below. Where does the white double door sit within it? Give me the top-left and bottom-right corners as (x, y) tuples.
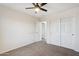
(49, 17), (76, 49)
(60, 17), (76, 49)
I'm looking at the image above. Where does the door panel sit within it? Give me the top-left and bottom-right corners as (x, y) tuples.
(60, 17), (75, 49)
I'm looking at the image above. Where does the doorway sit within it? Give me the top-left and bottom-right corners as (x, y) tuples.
(40, 21), (47, 42)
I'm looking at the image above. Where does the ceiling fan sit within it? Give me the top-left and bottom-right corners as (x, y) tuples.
(25, 3), (47, 13)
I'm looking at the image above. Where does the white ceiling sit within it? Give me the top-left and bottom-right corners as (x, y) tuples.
(1, 3), (79, 18)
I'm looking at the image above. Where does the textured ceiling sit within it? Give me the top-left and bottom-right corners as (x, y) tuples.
(1, 3), (79, 18)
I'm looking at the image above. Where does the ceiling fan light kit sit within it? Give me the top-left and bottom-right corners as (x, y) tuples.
(35, 7), (40, 12)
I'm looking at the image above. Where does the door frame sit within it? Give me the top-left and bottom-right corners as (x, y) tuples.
(39, 21), (47, 41)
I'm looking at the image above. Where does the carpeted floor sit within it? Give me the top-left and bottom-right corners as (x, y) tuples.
(0, 41), (79, 56)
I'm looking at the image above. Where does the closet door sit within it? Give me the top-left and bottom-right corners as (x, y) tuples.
(60, 17), (76, 49)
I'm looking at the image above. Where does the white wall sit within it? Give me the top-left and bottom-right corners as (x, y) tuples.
(40, 7), (79, 52)
(35, 20), (41, 41)
(0, 5), (39, 54)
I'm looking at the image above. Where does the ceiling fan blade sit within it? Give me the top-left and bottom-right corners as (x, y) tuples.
(35, 3), (40, 7)
(41, 3), (47, 7)
(25, 7), (35, 9)
(36, 3), (38, 5)
(40, 8), (47, 12)
(32, 3), (36, 7)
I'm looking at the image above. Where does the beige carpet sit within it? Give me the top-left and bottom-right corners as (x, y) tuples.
(0, 41), (79, 56)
